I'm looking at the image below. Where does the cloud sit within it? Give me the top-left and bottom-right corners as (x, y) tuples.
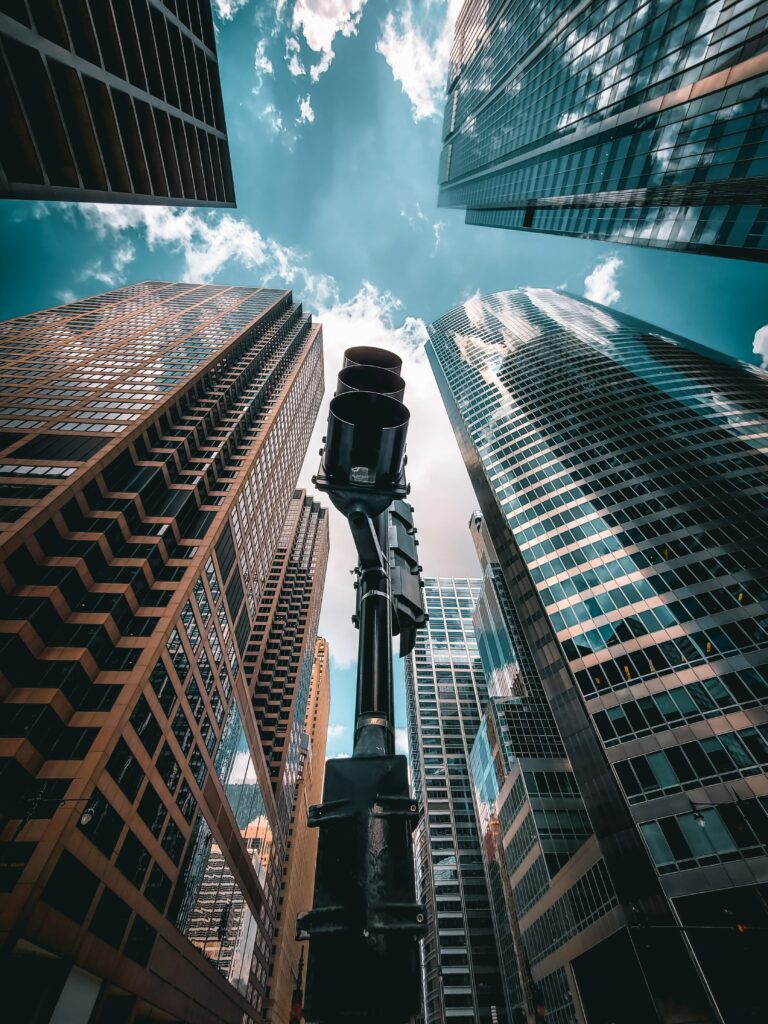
(291, 0), (366, 81)
(297, 281), (479, 667)
(212, 0), (251, 19)
(253, 39), (274, 92)
(754, 324), (768, 369)
(261, 102), (286, 134)
(80, 241), (136, 288)
(70, 204), (336, 307)
(327, 723), (346, 738)
(297, 94), (315, 124)
(285, 36), (306, 75)
(376, 0), (461, 121)
(583, 254), (623, 307)
(400, 202), (444, 255)
(329, 752), (351, 759)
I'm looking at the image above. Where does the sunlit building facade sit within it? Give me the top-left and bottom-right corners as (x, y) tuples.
(405, 577), (506, 1024)
(0, 0), (235, 205)
(439, 1), (768, 260)
(0, 282), (325, 1024)
(264, 636), (330, 1022)
(428, 289), (768, 1023)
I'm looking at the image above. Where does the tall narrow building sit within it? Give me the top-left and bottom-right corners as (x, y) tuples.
(0, 282), (324, 1024)
(469, 510), (602, 1024)
(264, 636), (330, 1023)
(438, 1), (768, 260)
(0, 0), (235, 206)
(405, 577), (506, 1024)
(428, 289), (768, 1024)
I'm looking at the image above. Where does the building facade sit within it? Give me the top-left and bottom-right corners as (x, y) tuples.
(405, 576), (506, 1024)
(470, 510), (607, 1024)
(428, 289), (768, 1024)
(0, 0), (235, 206)
(264, 636), (330, 1023)
(0, 282), (325, 1024)
(438, 1), (768, 260)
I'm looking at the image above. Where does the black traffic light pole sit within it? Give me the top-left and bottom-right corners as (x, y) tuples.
(299, 346), (427, 1024)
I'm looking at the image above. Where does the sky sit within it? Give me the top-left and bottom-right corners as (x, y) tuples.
(1, 0), (766, 758)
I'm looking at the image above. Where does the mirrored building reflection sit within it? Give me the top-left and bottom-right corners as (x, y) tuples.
(405, 577), (507, 1024)
(428, 289), (768, 1023)
(439, 2), (768, 259)
(0, 283), (326, 1024)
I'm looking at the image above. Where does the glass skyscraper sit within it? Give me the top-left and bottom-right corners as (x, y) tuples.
(428, 289), (768, 1024)
(0, 283), (327, 1024)
(438, 1), (768, 260)
(469, 510), (599, 1024)
(405, 577), (506, 1024)
(0, 0), (235, 206)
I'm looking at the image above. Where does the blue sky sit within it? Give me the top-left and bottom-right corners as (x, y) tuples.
(1, 0), (766, 757)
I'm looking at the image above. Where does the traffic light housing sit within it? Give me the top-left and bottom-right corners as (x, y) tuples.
(388, 499), (427, 656)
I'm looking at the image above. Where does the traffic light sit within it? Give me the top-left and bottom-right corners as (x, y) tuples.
(303, 345), (427, 1022)
(388, 499), (427, 656)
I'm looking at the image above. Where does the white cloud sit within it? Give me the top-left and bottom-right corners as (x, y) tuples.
(80, 240), (136, 288)
(400, 202), (444, 255)
(297, 94), (315, 123)
(327, 723), (346, 738)
(395, 727), (409, 756)
(253, 39), (274, 92)
(297, 281), (479, 667)
(213, 0), (250, 19)
(261, 102), (286, 134)
(291, 0), (366, 81)
(71, 204), (336, 307)
(583, 254), (623, 307)
(285, 36), (306, 75)
(55, 289), (78, 304)
(376, 0), (461, 121)
(753, 324), (768, 369)
(330, 752), (351, 759)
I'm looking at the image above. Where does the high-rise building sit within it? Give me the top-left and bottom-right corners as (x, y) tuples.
(405, 576), (506, 1024)
(427, 289), (768, 1024)
(0, 282), (325, 1024)
(264, 636), (330, 1023)
(0, 1), (235, 206)
(469, 510), (598, 1024)
(438, 2), (768, 260)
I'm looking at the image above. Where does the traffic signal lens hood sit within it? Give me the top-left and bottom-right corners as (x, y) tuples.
(343, 345), (403, 374)
(336, 364), (406, 402)
(324, 390), (409, 490)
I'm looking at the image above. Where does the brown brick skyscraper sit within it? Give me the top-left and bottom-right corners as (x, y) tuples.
(0, 282), (325, 1024)
(264, 636), (330, 1022)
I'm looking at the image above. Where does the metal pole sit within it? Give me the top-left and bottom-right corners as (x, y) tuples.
(354, 511), (394, 756)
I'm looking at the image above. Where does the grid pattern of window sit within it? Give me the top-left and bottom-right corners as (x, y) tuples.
(0, 284), (325, 1024)
(439, 1), (768, 259)
(427, 287), (768, 1022)
(0, 0), (234, 205)
(405, 577), (506, 1024)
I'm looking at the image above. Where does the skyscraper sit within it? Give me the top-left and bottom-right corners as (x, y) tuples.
(264, 636), (330, 1023)
(0, 1), (235, 206)
(428, 289), (768, 1023)
(469, 510), (598, 1024)
(438, 2), (768, 260)
(405, 577), (506, 1024)
(0, 282), (324, 1024)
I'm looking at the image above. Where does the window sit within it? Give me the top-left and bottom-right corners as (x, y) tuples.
(107, 738), (143, 800)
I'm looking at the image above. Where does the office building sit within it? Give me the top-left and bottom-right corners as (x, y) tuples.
(470, 510), (604, 1024)
(0, 0), (235, 205)
(264, 636), (330, 1023)
(438, 1), (768, 259)
(428, 289), (768, 1023)
(405, 577), (506, 1024)
(0, 282), (325, 1024)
